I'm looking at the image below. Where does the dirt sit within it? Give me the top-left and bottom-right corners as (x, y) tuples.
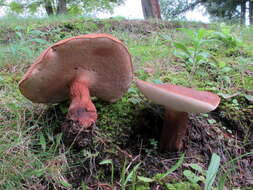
(61, 121), (95, 148)
(52, 101), (253, 189)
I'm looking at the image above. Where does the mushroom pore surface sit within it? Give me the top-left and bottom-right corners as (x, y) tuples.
(19, 34), (133, 103)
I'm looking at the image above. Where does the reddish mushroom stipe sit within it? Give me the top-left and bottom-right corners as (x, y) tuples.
(67, 79), (97, 128)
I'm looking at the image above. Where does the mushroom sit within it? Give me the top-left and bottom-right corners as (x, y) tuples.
(19, 34), (133, 130)
(135, 79), (220, 151)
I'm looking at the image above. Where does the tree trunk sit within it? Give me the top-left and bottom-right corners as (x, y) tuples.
(150, 0), (161, 19)
(240, 0), (246, 25)
(141, 0), (161, 19)
(249, 0), (253, 25)
(44, 0), (54, 15)
(57, 0), (67, 15)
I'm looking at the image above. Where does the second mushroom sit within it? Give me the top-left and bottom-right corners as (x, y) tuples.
(136, 79), (220, 151)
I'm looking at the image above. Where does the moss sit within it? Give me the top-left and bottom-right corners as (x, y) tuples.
(215, 97), (253, 143)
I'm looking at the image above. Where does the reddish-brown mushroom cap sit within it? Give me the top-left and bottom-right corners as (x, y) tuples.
(136, 79), (220, 113)
(19, 33), (133, 103)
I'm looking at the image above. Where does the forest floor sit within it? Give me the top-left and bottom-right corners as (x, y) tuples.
(0, 16), (252, 190)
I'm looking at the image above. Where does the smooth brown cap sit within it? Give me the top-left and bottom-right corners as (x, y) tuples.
(136, 79), (220, 113)
(19, 34), (133, 103)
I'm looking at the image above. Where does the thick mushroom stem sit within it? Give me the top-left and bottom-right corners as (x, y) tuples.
(159, 109), (188, 151)
(67, 79), (97, 129)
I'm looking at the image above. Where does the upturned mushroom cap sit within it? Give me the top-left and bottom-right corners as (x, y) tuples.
(136, 80), (220, 113)
(19, 34), (133, 103)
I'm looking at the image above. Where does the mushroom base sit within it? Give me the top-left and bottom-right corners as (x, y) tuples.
(160, 109), (188, 151)
(67, 79), (97, 131)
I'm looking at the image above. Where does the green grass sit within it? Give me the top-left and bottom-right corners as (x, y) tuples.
(0, 16), (252, 189)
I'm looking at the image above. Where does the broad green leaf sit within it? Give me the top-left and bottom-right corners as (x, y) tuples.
(173, 50), (190, 60)
(128, 97), (141, 105)
(207, 119), (216, 125)
(195, 54), (207, 64)
(15, 31), (23, 39)
(33, 169), (45, 177)
(200, 39), (217, 45)
(193, 40), (201, 49)
(218, 61), (226, 68)
(199, 52), (210, 59)
(155, 154), (184, 180)
(222, 76), (231, 84)
(218, 93), (240, 99)
(31, 38), (49, 44)
(244, 94), (253, 103)
(204, 153), (221, 190)
(137, 176), (155, 183)
(24, 168), (45, 178)
(99, 159), (113, 165)
(221, 67), (232, 73)
(81, 182), (88, 190)
(174, 42), (191, 56)
(29, 30), (45, 36)
(197, 28), (206, 40)
(212, 32), (226, 39)
(189, 164), (204, 174)
(183, 170), (202, 183)
(151, 79), (163, 84)
(161, 34), (172, 41)
(178, 28), (195, 38)
(124, 162), (141, 186)
(58, 180), (72, 188)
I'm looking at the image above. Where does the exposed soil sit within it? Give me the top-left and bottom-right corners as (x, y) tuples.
(61, 121), (95, 148)
(48, 100), (253, 189)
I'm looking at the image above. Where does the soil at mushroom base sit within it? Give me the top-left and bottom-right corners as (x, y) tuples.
(40, 100), (252, 188)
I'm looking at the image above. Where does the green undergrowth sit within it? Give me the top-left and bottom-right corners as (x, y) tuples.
(0, 16), (252, 189)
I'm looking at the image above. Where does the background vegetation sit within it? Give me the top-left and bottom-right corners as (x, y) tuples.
(0, 15), (252, 189)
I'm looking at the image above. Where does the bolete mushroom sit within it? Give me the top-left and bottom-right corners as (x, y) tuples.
(136, 79), (220, 151)
(19, 34), (133, 130)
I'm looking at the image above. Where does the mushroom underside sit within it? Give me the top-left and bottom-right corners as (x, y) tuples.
(19, 34), (133, 137)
